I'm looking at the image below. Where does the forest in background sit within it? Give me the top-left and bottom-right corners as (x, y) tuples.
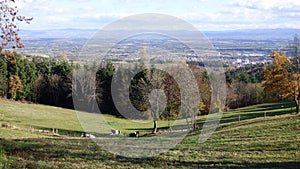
(0, 52), (289, 120)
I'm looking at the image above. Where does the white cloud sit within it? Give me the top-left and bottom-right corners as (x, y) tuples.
(232, 0), (300, 11)
(16, 0), (49, 9)
(178, 0), (300, 30)
(14, 0), (300, 30)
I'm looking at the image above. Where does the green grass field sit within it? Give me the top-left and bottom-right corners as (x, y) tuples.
(0, 99), (299, 168)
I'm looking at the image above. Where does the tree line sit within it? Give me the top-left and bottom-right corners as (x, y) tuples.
(0, 54), (73, 107)
(0, 54), (209, 113)
(1, 45), (299, 121)
(225, 63), (274, 109)
(0, 54), (212, 132)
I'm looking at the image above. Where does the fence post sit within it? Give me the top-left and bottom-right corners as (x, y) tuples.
(238, 114), (241, 122)
(264, 112), (266, 120)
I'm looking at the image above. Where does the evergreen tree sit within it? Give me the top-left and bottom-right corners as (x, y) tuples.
(96, 62), (116, 114)
(0, 57), (8, 97)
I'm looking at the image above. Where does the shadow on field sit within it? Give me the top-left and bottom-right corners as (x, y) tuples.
(218, 102), (296, 124)
(36, 127), (84, 137)
(126, 124), (190, 132)
(1, 138), (299, 168)
(242, 102), (295, 113)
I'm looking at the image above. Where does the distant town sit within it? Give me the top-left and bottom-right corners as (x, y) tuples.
(16, 28), (299, 68)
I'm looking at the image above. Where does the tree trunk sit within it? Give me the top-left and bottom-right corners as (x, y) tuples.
(193, 122), (199, 130)
(193, 108), (198, 130)
(168, 120), (173, 131)
(295, 98), (300, 114)
(185, 116), (191, 130)
(152, 120), (157, 134)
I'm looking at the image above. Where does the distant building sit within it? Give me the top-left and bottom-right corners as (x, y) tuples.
(26, 53), (50, 59)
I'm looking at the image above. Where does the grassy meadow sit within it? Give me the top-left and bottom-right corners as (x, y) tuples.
(0, 99), (299, 168)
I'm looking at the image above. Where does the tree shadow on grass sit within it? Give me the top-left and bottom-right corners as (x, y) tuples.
(34, 127), (84, 137)
(1, 138), (299, 168)
(241, 102), (295, 113)
(218, 104), (296, 125)
(126, 102), (296, 135)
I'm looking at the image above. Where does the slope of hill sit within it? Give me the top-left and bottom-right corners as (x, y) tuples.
(0, 100), (299, 168)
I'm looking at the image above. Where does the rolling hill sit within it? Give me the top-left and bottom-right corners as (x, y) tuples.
(0, 99), (299, 168)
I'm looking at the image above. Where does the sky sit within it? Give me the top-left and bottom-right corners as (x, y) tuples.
(16, 0), (300, 31)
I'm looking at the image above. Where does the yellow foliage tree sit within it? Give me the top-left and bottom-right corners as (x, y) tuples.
(263, 50), (300, 114)
(8, 75), (23, 100)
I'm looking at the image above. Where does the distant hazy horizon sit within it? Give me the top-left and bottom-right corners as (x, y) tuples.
(18, 28), (300, 41)
(18, 27), (300, 32)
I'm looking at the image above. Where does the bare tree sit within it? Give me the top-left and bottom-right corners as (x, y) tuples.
(290, 35), (300, 114)
(72, 66), (101, 112)
(137, 68), (166, 134)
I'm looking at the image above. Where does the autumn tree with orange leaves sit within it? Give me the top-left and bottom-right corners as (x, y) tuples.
(0, 0), (32, 63)
(263, 50), (300, 114)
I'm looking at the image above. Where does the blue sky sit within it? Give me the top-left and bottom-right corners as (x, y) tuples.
(17, 0), (300, 31)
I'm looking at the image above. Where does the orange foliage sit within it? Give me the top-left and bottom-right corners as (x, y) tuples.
(263, 50), (300, 113)
(263, 50), (296, 99)
(0, 0), (33, 63)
